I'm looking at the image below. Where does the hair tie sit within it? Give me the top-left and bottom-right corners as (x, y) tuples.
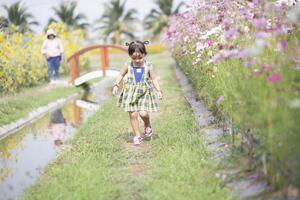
(143, 41), (150, 45)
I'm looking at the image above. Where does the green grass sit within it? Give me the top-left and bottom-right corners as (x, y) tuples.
(0, 85), (81, 126)
(23, 53), (230, 200)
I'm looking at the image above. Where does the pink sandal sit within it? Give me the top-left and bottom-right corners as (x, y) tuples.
(133, 136), (143, 145)
(144, 127), (153, 138)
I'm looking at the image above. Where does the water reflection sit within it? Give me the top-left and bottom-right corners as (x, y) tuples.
(0, 77), (114, 200)
(0, 105), (79, 199)
(71, 100), (81, 128)
(0, 96), (96, 200)
(48, 109), (66, 146)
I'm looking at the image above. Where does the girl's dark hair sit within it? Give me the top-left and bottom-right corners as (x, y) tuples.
(125, 40), (149, 55)
(47, 34), (56, 39)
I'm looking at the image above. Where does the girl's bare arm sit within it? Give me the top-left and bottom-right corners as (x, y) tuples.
(113, 65), (128, 86)
(149, 68), (162, 92)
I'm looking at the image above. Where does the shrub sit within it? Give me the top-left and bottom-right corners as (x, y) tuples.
(0, 22), (89, 93)
(164, 0), (300, 189)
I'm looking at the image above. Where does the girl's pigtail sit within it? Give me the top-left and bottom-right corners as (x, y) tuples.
(125, 42), (130, 46)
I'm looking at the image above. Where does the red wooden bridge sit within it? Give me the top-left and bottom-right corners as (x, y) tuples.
(67, 44), (127, 85)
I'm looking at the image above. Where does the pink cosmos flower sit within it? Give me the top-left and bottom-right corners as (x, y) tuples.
(278, 40), (288, 50)
(207, 39), (214, 47)
(223, 49), (239, 58)
(221, 18), (232, 27)
(261, 63), (272, 71)
(236, 48), (251, 59)
(211, 53), (222, 63)
(166, 31), (172, 39)
(196, 42), (205, 52)
(224, 28), (239, 40)
(268, 73), (282, 83)
(255, 32), (270, 39)
(252, 17), (268, 29)
(218, 44), (225, 50)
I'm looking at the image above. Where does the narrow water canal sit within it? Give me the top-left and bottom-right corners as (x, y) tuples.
(0, 77), (114, 200)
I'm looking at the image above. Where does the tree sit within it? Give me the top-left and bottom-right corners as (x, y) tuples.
(2, 1), (39, 33)
(94, 0), (138, 44)
(0, 16), (9, 29)
(50, 1), (89, 30)
(144, 0), (184, 38)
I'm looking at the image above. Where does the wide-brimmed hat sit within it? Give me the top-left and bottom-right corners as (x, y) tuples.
(46, 29), (57, 37)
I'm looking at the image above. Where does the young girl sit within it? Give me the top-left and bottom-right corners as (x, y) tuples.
(112, 41), (163, 145)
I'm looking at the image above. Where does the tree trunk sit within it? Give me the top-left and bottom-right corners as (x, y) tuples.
(114, 31), (121, 44)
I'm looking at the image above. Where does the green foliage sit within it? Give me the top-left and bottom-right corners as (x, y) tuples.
(1, 1), (39, 33)
(144, 0), (184, 38)
(49, 1), (89, 31)
(94, 0), (138, 44)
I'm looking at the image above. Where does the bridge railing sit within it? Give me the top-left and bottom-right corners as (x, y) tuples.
(67, 44), (127, 85)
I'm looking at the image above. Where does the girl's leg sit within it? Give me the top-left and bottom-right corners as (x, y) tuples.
(129, 111), (141, 137)
(139, 111), (153, 138)
(139, 111), (151, 128)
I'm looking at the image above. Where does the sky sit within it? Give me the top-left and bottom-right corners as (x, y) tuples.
(0, 0), (192, 39)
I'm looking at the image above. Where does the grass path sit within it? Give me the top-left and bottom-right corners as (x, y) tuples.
(23, 54), (230, 200)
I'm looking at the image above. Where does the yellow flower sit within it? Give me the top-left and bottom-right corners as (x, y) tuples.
(0, 34), (4, 43)
(25, 32), (32, 38)
(2, 56), (8, 64)
(61, 24), (67, 32)
(3, 43), (10, 52)
(49, 23), (55, 29)
(13, 34), (22, 44)
(55, 26), (60, 34)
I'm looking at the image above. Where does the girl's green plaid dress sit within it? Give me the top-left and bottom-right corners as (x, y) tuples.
(118, 61), (159, 112)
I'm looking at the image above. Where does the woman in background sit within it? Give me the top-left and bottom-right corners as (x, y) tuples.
(41, 29), (64, 84)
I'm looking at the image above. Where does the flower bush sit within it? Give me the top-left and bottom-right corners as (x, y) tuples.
(164, 0), (300, 188)
(0, 22), (88, 93)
